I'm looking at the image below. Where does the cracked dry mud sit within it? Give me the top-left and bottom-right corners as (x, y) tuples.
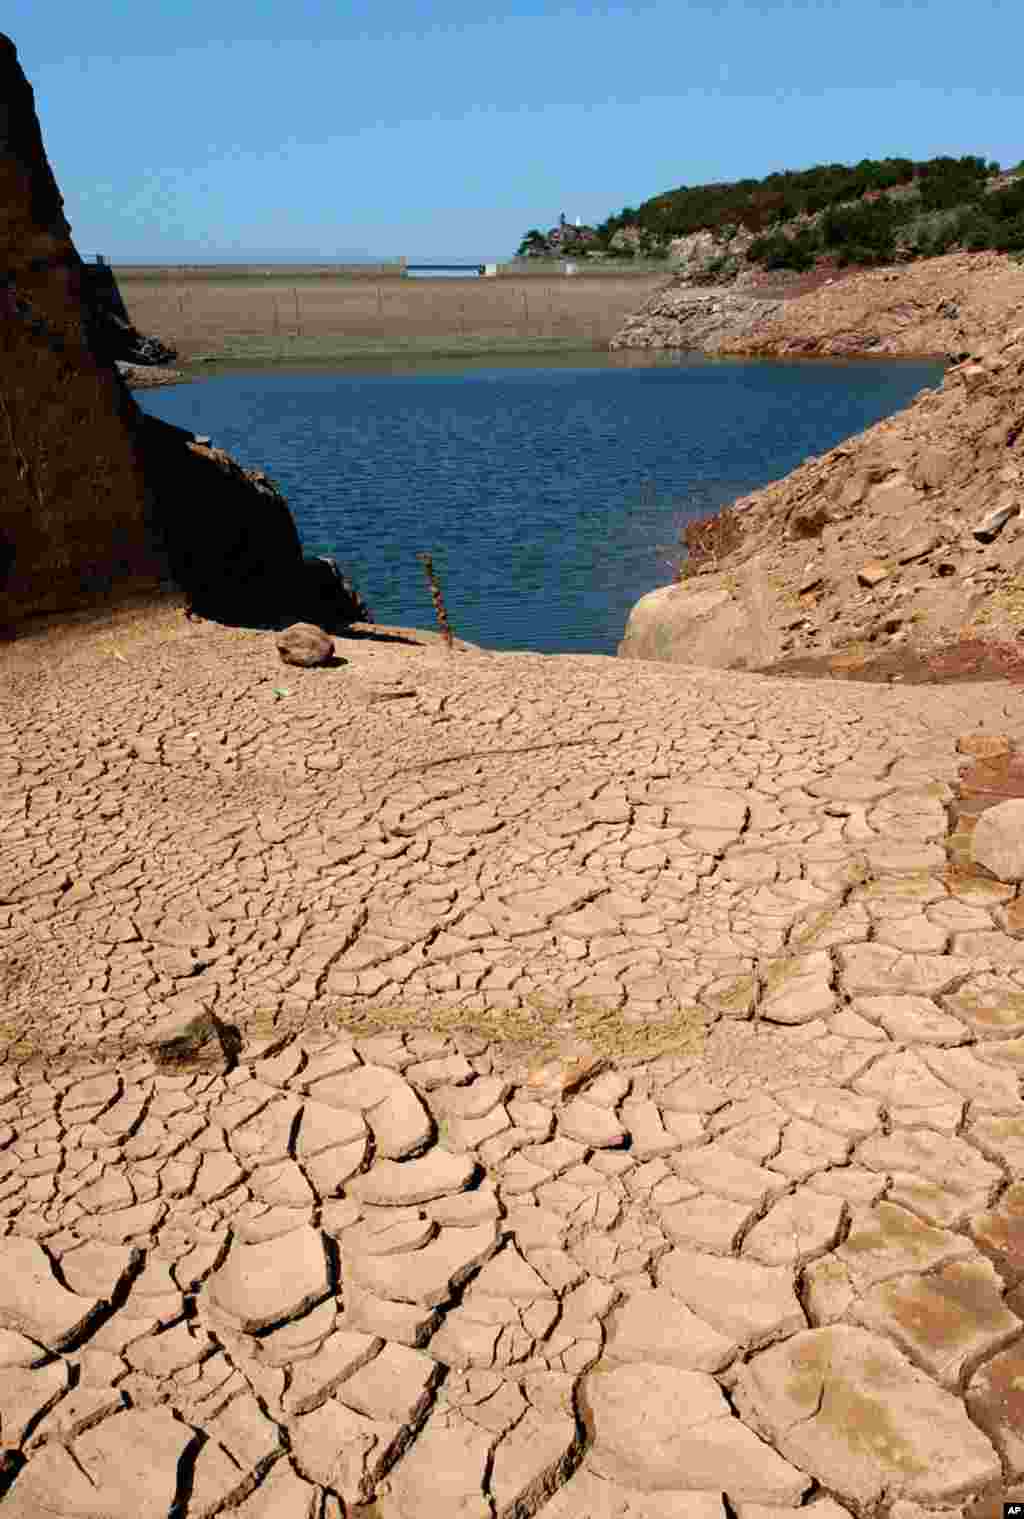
(1, 606), (1024, 1518)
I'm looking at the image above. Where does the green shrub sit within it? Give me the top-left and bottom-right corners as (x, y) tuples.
(821, 200), (898, 257)
(746, 229), (817, 270)
(954, 206), (1000, 250)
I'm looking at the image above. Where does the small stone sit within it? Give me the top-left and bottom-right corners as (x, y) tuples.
(276, 623), (335, 667)
(525, 1046), (604, 1099)
(857, 561), (890, 588)
(973, 799), (1024, 882)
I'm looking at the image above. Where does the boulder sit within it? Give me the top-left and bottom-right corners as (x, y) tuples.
(81, 262), (178, 366)
(972, 800), (1024, 883)
(277, 623), (335, 667)
(618, 578), (781, 670)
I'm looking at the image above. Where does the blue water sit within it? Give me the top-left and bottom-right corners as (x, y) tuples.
(140, 352), (943, 655)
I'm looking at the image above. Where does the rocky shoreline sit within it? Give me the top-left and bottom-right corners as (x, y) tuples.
(611, 250), (1024, 362)
(616, 251), (1024, 678)
(116, 360), (189, 388)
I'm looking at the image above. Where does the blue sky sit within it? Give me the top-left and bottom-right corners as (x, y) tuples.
(7, 0), (1022, 262)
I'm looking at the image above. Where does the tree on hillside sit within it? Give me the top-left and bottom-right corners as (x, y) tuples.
(516, 229), (550, 257)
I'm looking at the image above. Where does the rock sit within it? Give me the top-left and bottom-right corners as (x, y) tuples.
(0, 34), (169, 625)
(610, 289), (784, 354)
(790, 504), (831, 540)
(296, 555), (372, 631)
(857, 561), (890, 588)
(525, 1046), (605, 1099)
(618, 581), (779, 671)
(972, 799), (1024, 881)
(276, 623), (335, 668)
(0, 37), (376, 637)
(973, 501), (1019, 542)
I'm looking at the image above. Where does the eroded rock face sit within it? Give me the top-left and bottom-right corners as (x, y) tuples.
(0, 32), (168, 623)
(0, 32), (370, 634)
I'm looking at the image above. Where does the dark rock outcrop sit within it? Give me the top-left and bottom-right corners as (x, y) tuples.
(0, 31), (370, 635)
(0, 33), (169, 622)
(82, 261), (178, 367)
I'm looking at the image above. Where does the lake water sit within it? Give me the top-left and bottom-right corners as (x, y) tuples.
(140, 352), (943, 655)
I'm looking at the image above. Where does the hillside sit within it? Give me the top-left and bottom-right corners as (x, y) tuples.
(519, 154), (1024, 278)
(618, 251), (1024, 680)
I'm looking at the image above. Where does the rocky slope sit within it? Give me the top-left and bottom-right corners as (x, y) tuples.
(611, 250), (1024, 360)
(619, 312), (1024, 675)
(0, 32), (364, 634)
(0, 34), (169, 625)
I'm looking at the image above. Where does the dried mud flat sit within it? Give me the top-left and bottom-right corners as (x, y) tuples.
(2, 600), (1024, 1518)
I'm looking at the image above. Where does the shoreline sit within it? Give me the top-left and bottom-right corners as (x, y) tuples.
(122, 344), (949, 390)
